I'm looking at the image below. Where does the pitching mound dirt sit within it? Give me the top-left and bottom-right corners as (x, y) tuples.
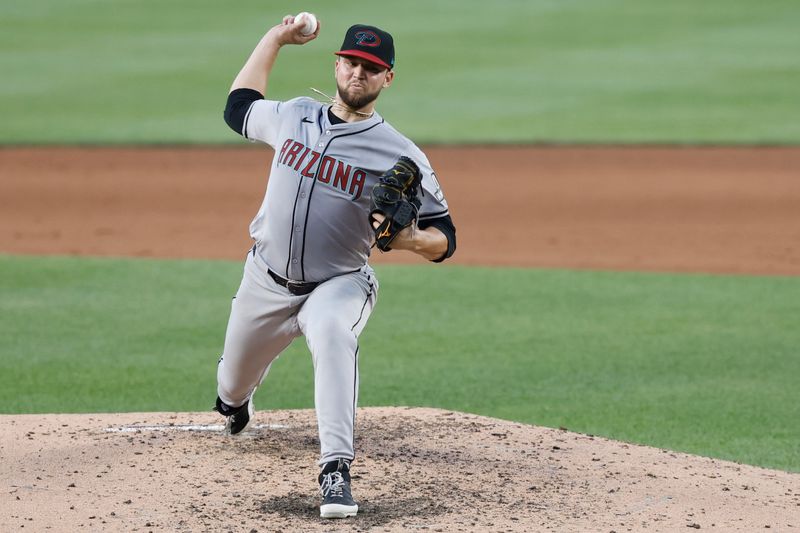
(2, 407), (797, 531)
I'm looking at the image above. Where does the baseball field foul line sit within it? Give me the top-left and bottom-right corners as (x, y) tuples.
(103, 423), (289, 433)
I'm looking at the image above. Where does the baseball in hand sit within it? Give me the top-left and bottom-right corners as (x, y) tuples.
(295, 12), (318, 36)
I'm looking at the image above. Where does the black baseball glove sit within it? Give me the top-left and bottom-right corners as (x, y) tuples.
(369, 156), (422, 252)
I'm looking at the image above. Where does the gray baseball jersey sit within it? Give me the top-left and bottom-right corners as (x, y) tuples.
(243, 96), (449, 282)
(217, 92), (453, 468)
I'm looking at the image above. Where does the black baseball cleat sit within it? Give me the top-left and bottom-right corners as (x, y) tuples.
(213, 393), (255, 435)
(318, 458), (358, 519)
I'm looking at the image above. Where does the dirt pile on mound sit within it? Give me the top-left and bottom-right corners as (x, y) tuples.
(2, 407), (797, 531)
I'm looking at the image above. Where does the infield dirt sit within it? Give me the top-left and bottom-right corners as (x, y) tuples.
(1, 145), (799, 274)
(1, 146), (799, 531)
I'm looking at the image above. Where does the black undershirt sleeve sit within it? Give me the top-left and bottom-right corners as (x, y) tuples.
(418, 214), (457, 263)
(224, 88), (265, 136)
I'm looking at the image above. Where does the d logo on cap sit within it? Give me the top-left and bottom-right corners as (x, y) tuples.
(354, 31), (380, 47)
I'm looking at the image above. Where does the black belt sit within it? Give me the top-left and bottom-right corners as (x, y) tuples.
(267, 269), (319, 296)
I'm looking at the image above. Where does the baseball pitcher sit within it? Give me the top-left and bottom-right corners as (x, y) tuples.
(214, 14), (457, 519)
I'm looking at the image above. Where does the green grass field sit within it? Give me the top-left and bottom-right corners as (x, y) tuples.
(2, 0), (798, 476)
(1, 255), (798, 472)
(2, 0), (799, 143)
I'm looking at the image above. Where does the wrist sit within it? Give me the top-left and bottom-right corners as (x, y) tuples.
(260, 32), (284, 51)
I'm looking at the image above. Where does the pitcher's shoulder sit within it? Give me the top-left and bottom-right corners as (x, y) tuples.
(282, 96), (325, 114)
(376, 121), (429, 162)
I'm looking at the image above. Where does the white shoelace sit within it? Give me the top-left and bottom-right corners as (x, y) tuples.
(320, 471), (346, 498)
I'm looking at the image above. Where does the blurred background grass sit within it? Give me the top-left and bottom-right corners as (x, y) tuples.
(1, 0), (799, 144)
(1, 1), (798, 472)
(1, 256), (798, 471)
